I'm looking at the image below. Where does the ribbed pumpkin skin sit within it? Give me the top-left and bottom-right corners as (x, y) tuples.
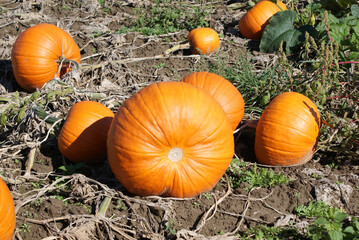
(0, 177), (16, 240)
(58, 101), (114, 164)
(187, 28), (220, 54)
(254, 92), (321, 166)
(107, 82), (234, 198)
(238, 0), (287, 40)
(181, 72), (245, 131)
(11, 23), (81, 92)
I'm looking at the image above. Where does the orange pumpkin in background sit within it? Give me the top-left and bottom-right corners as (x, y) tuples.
(58, 101), (114, 164)
(107, 81), (234, 198)
(238, 0), (287, 40)
(11, 23), (81, 92)
(0, 177), (16, 240)
(181, 72), (245, 131)
(187, 28), (220, 54)
(254, 92), (321, 166)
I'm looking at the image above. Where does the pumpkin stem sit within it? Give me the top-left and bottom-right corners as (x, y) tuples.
(97, 196), (111, 218)
(168, 147), (183, 162)
(23, 147), (37, 178)
(56, 56), (80, 77)
(163, 40), (190, 55)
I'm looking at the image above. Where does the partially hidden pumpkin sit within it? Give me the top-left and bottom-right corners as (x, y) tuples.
(181, 72), (245, 131)
(58, 101), (114, 164)
(254, 92), (321, 166)
(187, 28), (220, 54)
(238, 0), (287, 40)
(0, 177), (16, 240)
(107, 81), (234, 198)
(11, 23), (81, 92)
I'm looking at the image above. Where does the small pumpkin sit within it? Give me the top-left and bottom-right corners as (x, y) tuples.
(11, 23), (81, 92)
(0, 177), (16, 240)
(58, 101), (114, 164)
(181, 72), (245, 131)
(107, 81), (234, 198)
(187, 28), (220, 54)
(254, 92), (321, 166)
(238, 0), (287, 40)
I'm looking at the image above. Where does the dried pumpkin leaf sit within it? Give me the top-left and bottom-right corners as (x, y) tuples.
(259, 10), (317, 54)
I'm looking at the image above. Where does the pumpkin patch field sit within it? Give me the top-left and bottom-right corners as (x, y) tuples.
(0, 1), (359, 239)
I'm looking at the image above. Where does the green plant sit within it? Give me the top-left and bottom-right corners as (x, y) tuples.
(165, 219), (176, 236)
(115, 199), (127, 211)
(19, 223), (31, 233)
(307, 212), (352, 240)
(227, 162), (290, 190)
(317, 5), (359, 61)
(295, 201), (342, 219)
(239, 224), (302, 239)
(127, 1), (211, 36)
(204, 51), (289, 113)
(295, 201), (359, 239)
(58, 163), (85, 175)
(202, 193), (212, 200)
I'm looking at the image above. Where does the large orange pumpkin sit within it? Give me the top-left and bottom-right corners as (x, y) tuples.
(181, 72), (245, 131)
(187, 28), (220, 54)
(254, 92), (321, 166)
(0, 177), (16, 240)
(107, 81), (234, 198)
(58, 101), (114, 164)
(238, 0), (287, 40)
(11, 23), (81, 92)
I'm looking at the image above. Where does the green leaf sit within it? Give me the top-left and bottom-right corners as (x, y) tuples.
(315, 217), (330, 225)
(351, 4), (359, 17)
(328, 230), (343, 240)
(259, 10), (317, 54)
(334, 212), (348, 222)
(343, 226), (355, 234)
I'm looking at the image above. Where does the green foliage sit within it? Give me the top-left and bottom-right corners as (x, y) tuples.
(127, 1), (210, 35)
(239, 225), (302, 240)
(260, 10), (317, 54)
(316, 5), (359, 61)
(295, 201), (343, 219)
(294, 201), (359, 240)
(227, 161), (290, 190)
(58, 163), (85, 175)
(205, 52), (289, 114)
(115, 199), (128, 211)
(165, 219), (177, 236)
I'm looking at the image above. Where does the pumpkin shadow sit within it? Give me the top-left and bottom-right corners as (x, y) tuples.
(38, 133), (123, 190)
(234, 124), (257, 163)
(223, 18), (261, 52)
(0, 59), (20, 93)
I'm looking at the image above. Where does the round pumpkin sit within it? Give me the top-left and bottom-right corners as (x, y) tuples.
(254, 92), (321, 166)
(238, 0), (287, 40)
(58, 101), (114, 164)
(107, 81), (234, 198)
(181, 72), (245, 131)
(187, 28), (220, 55)
(0, 177), (16, 240)
(11, 23), (81, 92)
